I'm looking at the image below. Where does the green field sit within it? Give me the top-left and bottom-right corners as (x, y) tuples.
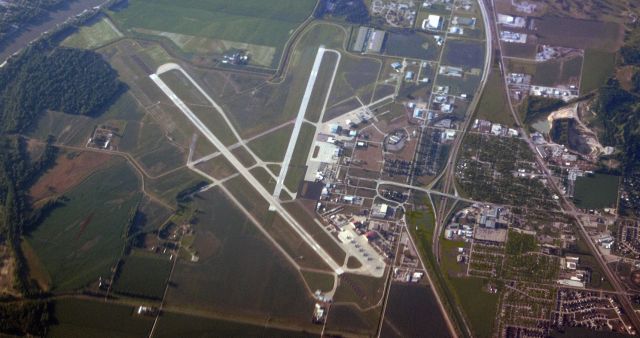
(301, 270), (335, 292)
(284, 122), (316, 191)
(449, 277), (499, 338)
(580, 49), (617, 94)
(110, 0), (316, 68)
(573, 173), (620, 209)
(475, 68), (515, 126)
(62, 15), (123, 49)
(154, 312), (319, 337)
(112, 251), (172, 299)
(247, 124), (293, 162)
(26, 159), (141, 291)
(49, 298), (153, 338)
(165, 188), (315, 324)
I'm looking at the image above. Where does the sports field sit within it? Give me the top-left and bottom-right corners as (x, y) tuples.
(110, 0), (316, 68)
(26, 159), (141, 291)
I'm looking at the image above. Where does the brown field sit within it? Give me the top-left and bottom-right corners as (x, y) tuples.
(352, 144), (384, 172)
(29, 151), (113, 202)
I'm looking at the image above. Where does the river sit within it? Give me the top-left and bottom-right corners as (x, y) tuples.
(0, 0), (108, 63)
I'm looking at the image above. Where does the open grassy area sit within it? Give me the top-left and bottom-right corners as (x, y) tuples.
(165, 188), (315, 325)
(284, 122), (316, 192)
(112, 251), (172, 299)
(49, 298), (154, 338)
(443, 39), (485, 69)
(475, 68), (515, 126)
(154, 312), (319, 337)
(247, 124), (293, 162)
(26, 159), (141, 291)
(109, 0), (316, 68)
(62, 15), (123, 49)
(449, 277), (499, 338)
(581, 49), (617, 94)
(301, 270), (335, 292)
(573, 173), (620, 210)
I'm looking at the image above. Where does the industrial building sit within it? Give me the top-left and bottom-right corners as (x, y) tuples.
(352, 27), (387, 53)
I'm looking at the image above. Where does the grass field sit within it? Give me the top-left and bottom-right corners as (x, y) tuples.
(154, 312), (319, 337)
(284, 122), (316, 191)
(573, 173), (620, 210)
(165, 188), (315, 324)
(443, 39), (485, 69)
(26, 159), (141, 291)
(304, 52), (339, 123)
(385, 32), (441, 61)
(380, 283), (449, 338)
(62, 15), (123, 49)
(112, 251), (172, 299)
(450, 277), (499, 338)
(581, 49), (617, 94)
(247, 124), (293, 162)
(475, 68), (514, 126)
(109, 0), (316, 68)
(301, 270), (335, 292)
(49, 298), (154, 338)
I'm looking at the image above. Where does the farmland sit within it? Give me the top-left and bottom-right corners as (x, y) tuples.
(112, 251), (173, 299)
(109, 0), (316, 68)
(25, 159), (141, 291)
(165, 188), (315, 325)
(48, 298), (154, 338)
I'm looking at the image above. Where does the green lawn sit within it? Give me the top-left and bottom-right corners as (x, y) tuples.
(26, 159), (141, 291)
(62, 15), (122, 49)
(247, 124), (293, 162)
(581, 49), (617, 94)
(112, 251), (173, 299)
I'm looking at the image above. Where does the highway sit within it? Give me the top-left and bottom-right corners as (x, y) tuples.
(486, 0), (640, 331)
(149, 71), (345, 276)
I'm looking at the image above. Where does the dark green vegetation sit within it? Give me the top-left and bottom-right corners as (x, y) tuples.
(154, 312), (319, 338)
(505, 231), (536, 255)
(27, 159), (140, 291)
(48, 298), (153, 338)
(581, 49), (617, 94)
(573, 173), (620, 209)
(380, 283), (450, 338)
(521, 96), (565, 124)
(112, 251), (172, 299)
(166, 188), (314, 324)
(0, 300), (51, 337)
(0, 45), (122, 133)
(314, 0), (369, 24)
(592, 79), (640, 216)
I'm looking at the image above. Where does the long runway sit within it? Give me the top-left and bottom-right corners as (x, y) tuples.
(273, 46), (327, 199)
(149, 70), (345, 275)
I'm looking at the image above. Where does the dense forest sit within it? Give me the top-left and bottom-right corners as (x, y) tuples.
(0, 44), (123, 133)
(0, 300), (51, 336)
